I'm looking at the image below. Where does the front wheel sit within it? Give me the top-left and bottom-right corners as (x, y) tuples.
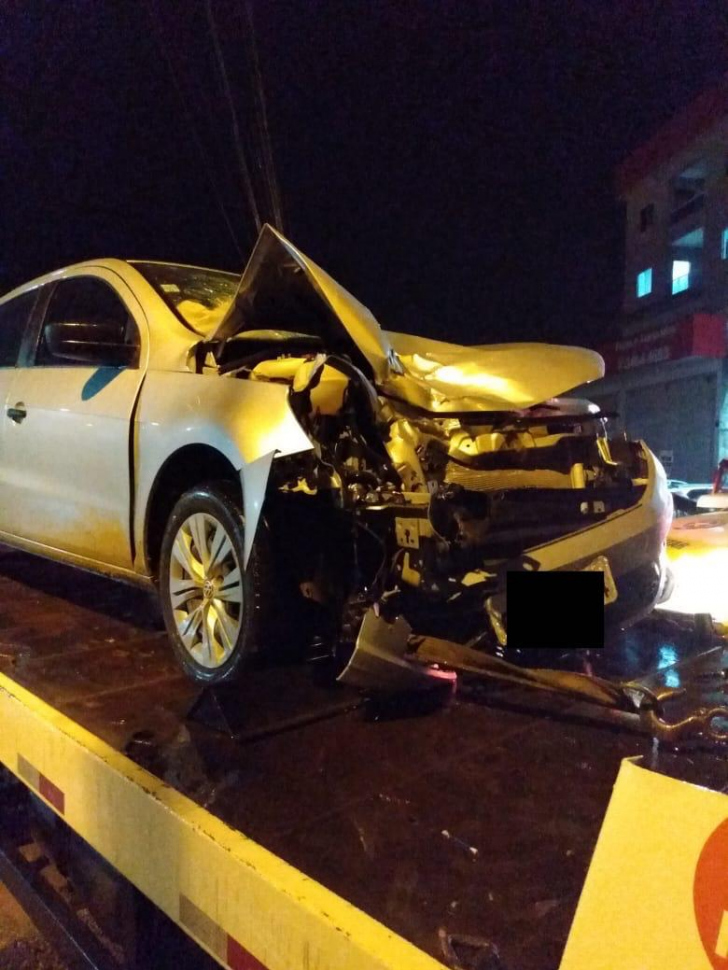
(158, 481), (268, 685)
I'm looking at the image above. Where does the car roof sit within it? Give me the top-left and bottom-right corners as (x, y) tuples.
(0, 258), (238, 305)
(128, 259), (239, 277)
(0, 258), (235, 367)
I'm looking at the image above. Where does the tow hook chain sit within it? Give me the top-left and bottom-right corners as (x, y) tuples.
(411, 636), (728, 744)
(629, 685), (728, 743)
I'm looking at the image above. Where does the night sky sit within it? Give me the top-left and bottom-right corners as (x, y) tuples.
(2, 0), (728, 348)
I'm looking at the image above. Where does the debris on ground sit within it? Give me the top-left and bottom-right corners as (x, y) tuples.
(442, 829), (479, 859)
(439, 928), (506, 970)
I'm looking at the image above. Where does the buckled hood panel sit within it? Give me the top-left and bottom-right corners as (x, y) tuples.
(213, 225), (605, 412)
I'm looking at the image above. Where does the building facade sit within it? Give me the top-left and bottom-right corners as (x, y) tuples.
(586, 78), (728, 482)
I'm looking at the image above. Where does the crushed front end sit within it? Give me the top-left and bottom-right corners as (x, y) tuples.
(302, 387), (674, 661)
(239, 350), (672, 670)
(201, 225), (673, 682)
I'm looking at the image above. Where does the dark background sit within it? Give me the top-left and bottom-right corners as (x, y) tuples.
(2, 0), (728, 346)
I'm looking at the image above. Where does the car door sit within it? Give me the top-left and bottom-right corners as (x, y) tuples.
(0, 288), (43, 517)
(1, 270), (148, 570)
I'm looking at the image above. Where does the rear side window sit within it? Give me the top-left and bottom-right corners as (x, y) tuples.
(0, 290), (38, 367)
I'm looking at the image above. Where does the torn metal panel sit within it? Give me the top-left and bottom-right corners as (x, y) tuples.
(241, 451), (275, 569)
(210, 225), (605, 413)
(210, 224), (394, 381)
(337, 609), (456, 692)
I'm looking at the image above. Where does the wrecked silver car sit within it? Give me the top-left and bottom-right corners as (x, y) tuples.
(0, 226), (672, 686)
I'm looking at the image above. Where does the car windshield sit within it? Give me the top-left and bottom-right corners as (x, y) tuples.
(132, 261), (239, 336)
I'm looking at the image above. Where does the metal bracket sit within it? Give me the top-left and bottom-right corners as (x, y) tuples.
(0, 821), (117, 970)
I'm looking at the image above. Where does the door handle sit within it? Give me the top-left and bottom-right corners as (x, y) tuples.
(6, 402), (27, 423)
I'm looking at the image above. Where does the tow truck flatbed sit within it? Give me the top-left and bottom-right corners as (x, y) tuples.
(0, 545), (727, 970)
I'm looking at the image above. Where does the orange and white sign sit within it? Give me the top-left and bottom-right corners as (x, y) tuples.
(695, 818), (728, 969)
(562, 759), (728, 969)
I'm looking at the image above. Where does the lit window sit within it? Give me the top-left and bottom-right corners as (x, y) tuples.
(672, 260), (691, 294)
(636, 267), (652, 298)
(722, 228), (728, 259)
(673, 227), (703, 249)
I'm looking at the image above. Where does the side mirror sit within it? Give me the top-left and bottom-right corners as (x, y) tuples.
(44, 322), (137, 367)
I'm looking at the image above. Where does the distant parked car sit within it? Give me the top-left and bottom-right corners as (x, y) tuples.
(696, 459), (728, 512)
(667, 479), (714, 516)
(0, 225), (672, 686)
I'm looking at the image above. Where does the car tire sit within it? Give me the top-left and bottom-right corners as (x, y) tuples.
(158, 480), (271, 685)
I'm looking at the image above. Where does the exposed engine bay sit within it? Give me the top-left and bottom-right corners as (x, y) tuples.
(192, 226), (672, 671)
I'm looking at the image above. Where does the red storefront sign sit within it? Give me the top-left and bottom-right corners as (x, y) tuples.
(599, 313), (726, 374)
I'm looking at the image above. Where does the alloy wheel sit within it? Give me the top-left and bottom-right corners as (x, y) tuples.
(168, 512), (243, 668)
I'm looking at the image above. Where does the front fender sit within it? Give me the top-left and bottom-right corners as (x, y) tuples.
(134, 371), (313, 573)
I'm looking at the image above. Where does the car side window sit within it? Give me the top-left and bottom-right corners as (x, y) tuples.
(0, 290), (39, 367)
(36, 277), (140, 367)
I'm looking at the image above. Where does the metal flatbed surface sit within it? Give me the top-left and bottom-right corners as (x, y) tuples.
(0, 545), (726, 970)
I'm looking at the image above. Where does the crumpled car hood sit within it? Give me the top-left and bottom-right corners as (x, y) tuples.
(212, 224), (605, 412)
(384, 331), (604, 412)
(210, 224), (395, 381)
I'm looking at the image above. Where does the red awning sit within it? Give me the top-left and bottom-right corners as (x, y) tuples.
(598, 313), (726, 375)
